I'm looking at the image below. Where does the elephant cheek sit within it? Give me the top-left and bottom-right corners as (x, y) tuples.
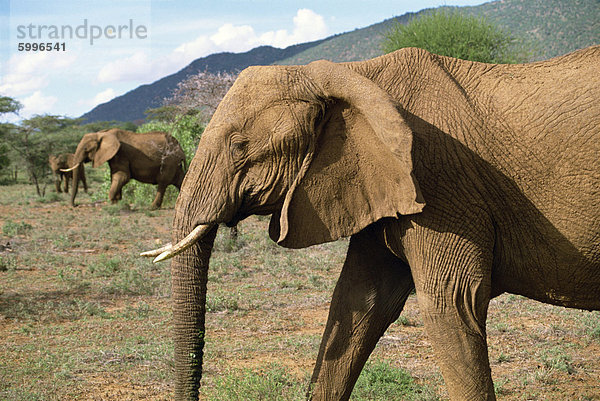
(170, 225), (218, 400)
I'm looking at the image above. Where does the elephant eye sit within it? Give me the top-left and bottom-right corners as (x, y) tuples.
(230, 134), (248, 161)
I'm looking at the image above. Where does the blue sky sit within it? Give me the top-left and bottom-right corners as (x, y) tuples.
(0, 0), (489, 120)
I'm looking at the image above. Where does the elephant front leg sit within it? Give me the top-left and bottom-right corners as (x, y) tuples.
(53, 173), (62, 193)
(80, 170), (88, 193)
(109, 170), (129, 203)
(309, 225), (414, 401)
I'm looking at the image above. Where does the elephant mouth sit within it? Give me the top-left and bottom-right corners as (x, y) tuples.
(140, 223), (215, 263)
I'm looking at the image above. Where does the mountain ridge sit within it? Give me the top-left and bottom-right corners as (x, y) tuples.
(80, 40), (327, 123)
(81, 0), (600, 123)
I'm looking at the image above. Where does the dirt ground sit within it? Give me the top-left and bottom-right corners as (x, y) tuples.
(1, 190), (599, 400)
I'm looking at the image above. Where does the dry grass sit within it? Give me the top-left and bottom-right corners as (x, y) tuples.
(0, 181), (599, 400)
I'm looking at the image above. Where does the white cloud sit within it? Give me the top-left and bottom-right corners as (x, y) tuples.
(21, 91), (58, 116)
(0, 74), (47, 96)
(0, 52), (76, 96)
(162, 8), (328, 77)
(92, 88), (117, 105)
(260, 9), (328, 48)
(97, 51), (152, 83)
(210, 23), (260, 50)
(94, 9), (329, 85)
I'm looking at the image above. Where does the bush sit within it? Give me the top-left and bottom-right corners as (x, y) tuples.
(201, 361), (438, 400)
(3, 220), (33, 237)
(352, 360), (438, 400)
(203, 364), (304, 401)
(382, 9), (529, 64)
(139, 114), (204, 163)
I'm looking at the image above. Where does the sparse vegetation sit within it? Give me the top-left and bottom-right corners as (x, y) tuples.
(2, 220), (33, 237)
(0, 181), (598, 400)
(352, 360), (439, 401)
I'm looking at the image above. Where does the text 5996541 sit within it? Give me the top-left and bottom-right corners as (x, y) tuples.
(18, 42), (66, 51)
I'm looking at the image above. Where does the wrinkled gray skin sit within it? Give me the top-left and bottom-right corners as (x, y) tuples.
(69, 128), (186, 209)
(167, 46), (600, 400)
(49, 153), (87, 194)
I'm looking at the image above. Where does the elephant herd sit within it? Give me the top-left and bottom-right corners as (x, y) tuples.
(52, 45), (599, 401)
(49, 128), (185, 209)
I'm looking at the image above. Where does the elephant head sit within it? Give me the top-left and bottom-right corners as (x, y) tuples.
(65, 130), (120, 206)
(143, 60), (425, 399)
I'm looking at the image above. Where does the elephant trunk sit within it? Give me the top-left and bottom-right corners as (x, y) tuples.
(170, 218), (218, 400)
(68, 150), (86, 207)
(70, 165), (80, 206)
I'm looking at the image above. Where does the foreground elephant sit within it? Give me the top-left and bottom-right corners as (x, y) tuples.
(143, 46), (600, 400)
(48, 153), (87, 194)
(65, 129), (185, 208)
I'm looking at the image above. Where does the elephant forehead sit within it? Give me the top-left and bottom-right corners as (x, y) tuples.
(225, 66), (306, 106)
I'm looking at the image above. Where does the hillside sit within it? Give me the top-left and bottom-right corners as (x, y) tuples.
(81, 0), (599, 123)
(280, 0), (600, 65)
(80, 40), (326, 123)
(276, 12), (419, 65)
(463, 0), (600, 60)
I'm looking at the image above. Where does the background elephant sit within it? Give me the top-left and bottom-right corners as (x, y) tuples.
(143, 45), (600, 400)
(48, 153), (87, 194)
(66, 128), (185, 209)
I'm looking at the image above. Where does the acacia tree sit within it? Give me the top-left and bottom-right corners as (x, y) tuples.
(0, 96), (22, 178)
(167, 70), (238, 120)
(5, 115), (80, 196)
(382, 9), (530, 63)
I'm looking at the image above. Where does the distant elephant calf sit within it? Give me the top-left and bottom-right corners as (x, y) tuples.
(49, 153), (87, 194)
(63, 129), (186, 209)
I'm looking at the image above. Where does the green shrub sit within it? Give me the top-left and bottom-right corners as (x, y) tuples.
(382, 9), (529, 64)
(203, 364), (304, 401)
(583, 312), (600, 340)
(0, 254), (17, 271)
(201, 361), (439, 400)
(352, 360), (431, 400)
(3, 220), (33, 237)
(539, 347), (575, 374)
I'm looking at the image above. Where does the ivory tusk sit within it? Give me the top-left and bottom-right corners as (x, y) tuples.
(151, 224), (214, 263)
(60, 163), (80, 173)
(140, 243), (173, 257)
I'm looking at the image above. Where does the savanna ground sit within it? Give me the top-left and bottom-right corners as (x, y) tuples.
(1, 169), (599, 400)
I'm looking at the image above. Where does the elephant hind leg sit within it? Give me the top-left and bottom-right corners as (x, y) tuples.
(173, 166), (185, 190)
(410, 236), (495, 401)
(310, 224), (414, 401)
(150, 182), (168, 209)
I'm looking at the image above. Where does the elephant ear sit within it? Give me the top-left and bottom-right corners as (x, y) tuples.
(270, 60), (425, 249)
(93, 131), (120, 168)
